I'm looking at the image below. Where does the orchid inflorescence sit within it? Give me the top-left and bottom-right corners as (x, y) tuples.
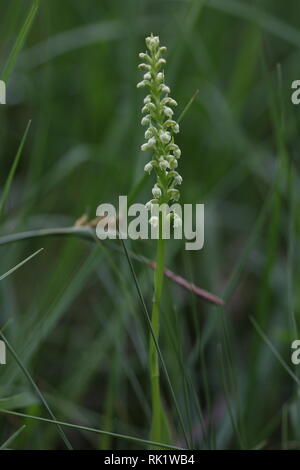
(137, 34), (183, 228)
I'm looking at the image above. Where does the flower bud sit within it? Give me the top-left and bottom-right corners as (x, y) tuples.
(164, 120), (179, 133)
(174, 148), (181, 159)
(144, 162), (153, 174)
(137, 80), (146, 88)
(159, 130), (171, 144)
(152, 184), (162, 199)
(174, 174), (183, 185)
(168, 156), (178, 169)
(157, 58), (166, 67)
(148, 137), (156, 147)
(138, 63), (150, 70)
(159, 159), (169, 171)
(163, 106), (174, 118)
(167, 188), (180, 201)
(162, 97), (177, 107)
(160, 84), (170, 94)
(146, 35), (160, 50)
(141, 115), (150, 126)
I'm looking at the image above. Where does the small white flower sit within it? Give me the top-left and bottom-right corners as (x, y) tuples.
(145, 128), (152, 139)
(163, 106), (174, 118)
(167, 188), (180, 201)
(156, 72), (164, 81)
(144, 162), (153, 174)
(159, 159), (169, 170)
(174, 148), (181, 159)
(139, 53), (147, 59)
(141, 137), (155, 151)
(141, 143), (149, 151)
(149, 216), (159, 228)
(162, 97), (177, 107)
(138, 63), (150, 70)
(157, 58), (166, 66)
(159, 130), (171, 143)
(167, 144), (181, 159)
(159, 46), (167, 53)
(164, 120), (179, 133)
(146, 35), (160, 49)
(148, 136), (156, 147)
(137, 80), (146, 88)
(143, 72), (151, 81)
(152, 184), (162, 198)
(160, 84), (170, 94)
(174, 174), (183, 185)
(141, 115), (150, 126)
(144, 95), (151, 104)
(168, 156), (178, 169)
(142, 102), (155, 113)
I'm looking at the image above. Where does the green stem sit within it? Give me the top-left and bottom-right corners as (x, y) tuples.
(149, 216), (166, 443)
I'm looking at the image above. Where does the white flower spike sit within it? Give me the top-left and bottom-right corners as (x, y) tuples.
(137, 33), (183, 213)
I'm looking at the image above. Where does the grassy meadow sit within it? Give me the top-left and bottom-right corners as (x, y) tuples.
(0, 0), (300, 450)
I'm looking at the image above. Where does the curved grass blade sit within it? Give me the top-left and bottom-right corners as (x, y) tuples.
(0, 409), (185, 450)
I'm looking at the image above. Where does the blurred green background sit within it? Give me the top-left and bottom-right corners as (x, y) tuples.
(0, 0), (300, 450)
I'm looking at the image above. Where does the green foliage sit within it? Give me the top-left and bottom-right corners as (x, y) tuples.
(0, 0), (300, 450)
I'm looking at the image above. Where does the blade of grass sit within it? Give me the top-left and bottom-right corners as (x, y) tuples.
(0, 248), (43, 281)
(163, 304), (208, 448)
(0, 409), (185, 450)
(0, 121), (32, 218)
(0, 425), (26, 450)
(218, 343), (245, 449)
(0, 331), (73, 450)
(250, 316), (300, 387)
(177, 89), (199, 123)
(1, 0), (40, 82)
